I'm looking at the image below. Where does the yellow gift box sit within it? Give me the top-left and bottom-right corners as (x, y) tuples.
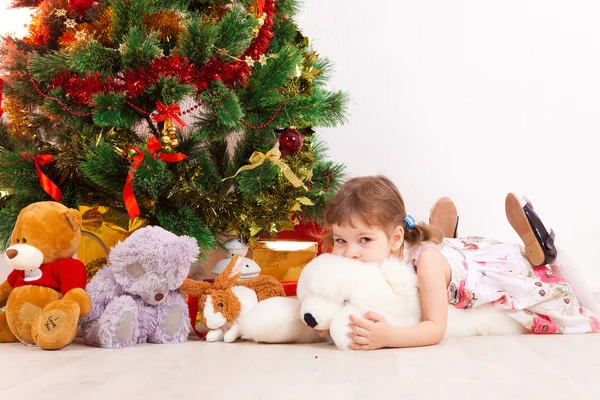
(78, 205), (146, 269)
(252, 240), (318, 281)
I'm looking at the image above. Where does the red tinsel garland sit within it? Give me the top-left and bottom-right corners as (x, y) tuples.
(47, 0), (277, 112)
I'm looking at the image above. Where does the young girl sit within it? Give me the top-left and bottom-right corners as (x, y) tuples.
(322, 175), (600, 350)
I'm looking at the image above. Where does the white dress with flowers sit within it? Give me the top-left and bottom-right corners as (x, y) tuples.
(404, 237), (600, 334)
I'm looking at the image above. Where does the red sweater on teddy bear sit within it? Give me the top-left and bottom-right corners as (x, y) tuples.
(7, 258), (87, 295)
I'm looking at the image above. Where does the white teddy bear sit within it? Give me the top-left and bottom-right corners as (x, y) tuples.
(296, 254), (526, 350)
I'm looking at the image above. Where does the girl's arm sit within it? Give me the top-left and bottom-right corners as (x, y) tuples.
(387, 247), (450, 347)
(348, 247), (450, 349)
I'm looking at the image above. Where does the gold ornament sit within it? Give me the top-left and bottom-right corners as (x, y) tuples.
(257, 13), (267, 26)
(159, 122), (179, 151)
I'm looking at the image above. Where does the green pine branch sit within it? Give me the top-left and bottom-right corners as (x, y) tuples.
(177, 12), (218, 66)
(120, 26), (162, 70)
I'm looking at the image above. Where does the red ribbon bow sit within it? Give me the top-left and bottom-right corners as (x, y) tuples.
(256, 0), (265, 15)
(120, 140), (187, 220)
(121, 147), (144, 220)
(150, 102), (187, 129)
(22, 152), (62, 202)
(147, 137), (187, 162)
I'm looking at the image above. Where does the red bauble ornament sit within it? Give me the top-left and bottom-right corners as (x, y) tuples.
(279, 128), (303, 156)
(69, 0), (94, 15)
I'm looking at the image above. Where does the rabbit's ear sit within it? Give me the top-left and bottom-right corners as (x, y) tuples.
(214, 255), (242, 289)
(228, 255), (243, 278)
(180, 278), (211, 297)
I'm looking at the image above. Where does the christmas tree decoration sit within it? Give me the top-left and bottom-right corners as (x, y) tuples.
(1, 100), (33, 138)
(22, 153), (63, 202)
(68, 0), (94, 15)
(222, 146), (308, 190)
(142, 10), (183, 42)
(0, 0), (348, 256)
(278, 127), (303, 156)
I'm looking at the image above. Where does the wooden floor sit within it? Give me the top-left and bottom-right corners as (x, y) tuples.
(2, 333), (599, 400)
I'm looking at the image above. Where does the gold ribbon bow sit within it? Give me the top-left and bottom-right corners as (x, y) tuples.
(222, 148), (308, 190)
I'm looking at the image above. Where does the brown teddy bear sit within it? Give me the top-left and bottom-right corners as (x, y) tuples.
(0, 201), (92, 350)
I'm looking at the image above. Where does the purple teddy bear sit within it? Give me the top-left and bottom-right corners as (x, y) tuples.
(79, 226), (199, 348)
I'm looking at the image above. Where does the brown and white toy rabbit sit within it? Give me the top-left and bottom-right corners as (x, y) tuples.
(181, 255), (286, 342)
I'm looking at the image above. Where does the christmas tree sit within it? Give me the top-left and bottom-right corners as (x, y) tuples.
(0, 0), (348, 257)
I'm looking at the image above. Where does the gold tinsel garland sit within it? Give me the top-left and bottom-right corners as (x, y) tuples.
(3, 100), (32, 138)
(142, 11), (183, 42)
(85, 257), (107, 282)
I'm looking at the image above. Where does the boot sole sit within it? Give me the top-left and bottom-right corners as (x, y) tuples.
(505, 193), (546, 266)
(430, 197), (458, 238)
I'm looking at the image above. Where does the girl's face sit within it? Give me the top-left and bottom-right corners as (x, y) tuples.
(330, 219), (404, 263)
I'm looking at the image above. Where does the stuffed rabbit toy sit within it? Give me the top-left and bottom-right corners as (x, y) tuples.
(181, 255), (286, 342)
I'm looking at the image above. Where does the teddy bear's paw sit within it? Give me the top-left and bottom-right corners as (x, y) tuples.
(148, 304), (189, 344)
(206, 328), (224, 342)
(116, 312), (135, 343)
(330, 326), (353, 351)
(162, 305), (185, 337)
(32, 299), (80, 350)
(330, 306), (363, 351)
(0, 312), (18, 343)
(97, 295), (140, 348)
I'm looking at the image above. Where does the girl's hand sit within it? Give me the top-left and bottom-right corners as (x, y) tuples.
(347, 312), (393, 350)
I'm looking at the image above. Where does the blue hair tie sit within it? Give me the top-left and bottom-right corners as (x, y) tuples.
(404, 214), (416, 230)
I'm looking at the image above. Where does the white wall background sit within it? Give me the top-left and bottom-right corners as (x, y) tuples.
(296, 0), (600, 288)
(1, 1), (599, 290)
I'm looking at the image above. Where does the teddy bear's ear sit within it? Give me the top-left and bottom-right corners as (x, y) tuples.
(64, 208), (82, 231)
(179, 235), (200, 261)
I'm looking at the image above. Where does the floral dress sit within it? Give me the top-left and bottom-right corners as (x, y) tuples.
(404, 237), (600, 334)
